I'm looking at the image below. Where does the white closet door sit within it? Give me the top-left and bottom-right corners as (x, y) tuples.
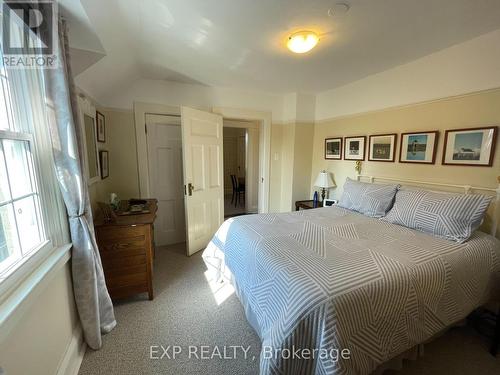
(146, 114), (185, 246)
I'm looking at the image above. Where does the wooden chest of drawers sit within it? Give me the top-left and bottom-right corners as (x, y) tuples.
(94, 200), (157, 300)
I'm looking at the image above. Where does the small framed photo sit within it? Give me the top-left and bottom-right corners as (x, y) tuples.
(99, 150), (109, 179)
(344, 136), (366, 160)
(400, 131), (438, 164)
(442, 126), (497, 166)
(325, 137), (342, 160)
(368, 134), (397, 162)
(96, 110), (106, 142)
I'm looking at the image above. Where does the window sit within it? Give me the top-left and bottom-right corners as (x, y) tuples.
(0, 8), (67, 284)
(0, 134), (46, 274)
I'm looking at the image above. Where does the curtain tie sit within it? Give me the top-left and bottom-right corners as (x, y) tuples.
(69, 212), (86, 219)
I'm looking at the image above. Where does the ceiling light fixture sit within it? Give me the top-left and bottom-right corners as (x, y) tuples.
(287, 31), (319, 54)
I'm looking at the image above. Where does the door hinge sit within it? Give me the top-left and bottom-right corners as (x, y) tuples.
(145, 123), (147, 134)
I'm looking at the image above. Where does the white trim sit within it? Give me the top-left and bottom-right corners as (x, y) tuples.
(134, 101), (180, 198)
(213, 107), (272, 213)
(56, 325), (86, 375)
(0, 243), (72, 341)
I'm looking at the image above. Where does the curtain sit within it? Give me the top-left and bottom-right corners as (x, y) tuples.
(43, 19), (116, 349)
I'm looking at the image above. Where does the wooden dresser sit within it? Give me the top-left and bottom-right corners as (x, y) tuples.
(94, 200), (157, 300)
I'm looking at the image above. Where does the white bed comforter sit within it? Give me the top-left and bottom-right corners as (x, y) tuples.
(202, 207), (500, 374)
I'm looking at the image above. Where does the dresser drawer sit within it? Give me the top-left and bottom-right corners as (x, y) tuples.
(96, 225), (148, 241)
(105, 264), (148, 288)
(101, 254), (147, 270)
(95, 223), (154, 300)
(98, 236), (147, 254)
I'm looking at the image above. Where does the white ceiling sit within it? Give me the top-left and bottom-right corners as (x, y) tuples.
(72, 0), (500, 97)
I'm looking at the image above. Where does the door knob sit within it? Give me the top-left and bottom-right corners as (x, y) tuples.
(188, 183), (194, 196)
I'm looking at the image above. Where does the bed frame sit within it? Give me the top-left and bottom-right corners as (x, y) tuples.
(356, 174), (500, 238)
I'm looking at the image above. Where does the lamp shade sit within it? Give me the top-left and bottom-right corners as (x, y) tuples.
(314, 171), (336, 188)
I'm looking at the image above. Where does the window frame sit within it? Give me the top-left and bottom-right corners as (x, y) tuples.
(0, 5), (70, 303)
(0, 129), (49, 274)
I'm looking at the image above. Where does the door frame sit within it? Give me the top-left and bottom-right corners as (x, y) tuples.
(135, 102), (272, 213)
(223, 120), (259, 213)
(213, 107), (271, 213)
(134, 101), (180, 197)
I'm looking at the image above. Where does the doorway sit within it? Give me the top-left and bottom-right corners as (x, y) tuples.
(145, 114), (185, 246)
(223, 119), (259, 218)
(135, 103), (272, 255)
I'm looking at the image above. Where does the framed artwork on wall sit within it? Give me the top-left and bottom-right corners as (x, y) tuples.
(99, 150), (109, 179)
(344, 136), (366, 160)
(368, 133), (397, 162)
(325, 137), (342, 160)
(399, 131), (439, 164)
(96, 110), (106, 142)
(442, 126), (497, 167)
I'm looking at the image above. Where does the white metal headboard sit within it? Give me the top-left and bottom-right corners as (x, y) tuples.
(357, 174), (500, 238)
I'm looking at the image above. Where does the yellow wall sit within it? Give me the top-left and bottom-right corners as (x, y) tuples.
(269, 123), (283, 212)
(87, 90), (500, 216)
(270, 122), (315, 212)
(0, 263), (81, 375)
(292, 123), (314, 205)
(311, 88), (500, 200)
(89, 109), (140, 210)
(280, 123), (295, 211)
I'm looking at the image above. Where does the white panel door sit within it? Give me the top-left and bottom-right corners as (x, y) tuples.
(181, 107), (224, 256)
(146, 115), (185, 246)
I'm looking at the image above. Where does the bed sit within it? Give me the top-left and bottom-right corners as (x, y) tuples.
(202, 177), (500, 374)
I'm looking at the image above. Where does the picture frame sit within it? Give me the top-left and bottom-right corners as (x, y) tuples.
(344, 136), (366, 160)
(99, 150), (109, 179)
(399, 131), (439, 164)
(442, 126), (497, 167)
(96, 110), (106, 142)
(368, 133), (397, 162)
(324, 137), (342, 160)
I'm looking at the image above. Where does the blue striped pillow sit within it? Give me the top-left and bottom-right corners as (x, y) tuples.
(337, 178), (400, 218)
(382, 189), (492, 243)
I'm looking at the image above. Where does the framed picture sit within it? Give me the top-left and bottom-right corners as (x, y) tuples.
(344, 136), (366, 160)
(442, 126), (497, 167)
(399, 131), (438, 164)
(325, 137), (342, 160)
(96, 110), (106, 142)
(368, 134), (397, 162)
(99, 150), (109, 179)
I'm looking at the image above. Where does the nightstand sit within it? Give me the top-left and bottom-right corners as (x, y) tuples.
(295, 200), (318, 211)
(295, 199), (322, 211)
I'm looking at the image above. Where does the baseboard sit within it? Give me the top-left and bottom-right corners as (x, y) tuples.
(56, 325), (86, 375)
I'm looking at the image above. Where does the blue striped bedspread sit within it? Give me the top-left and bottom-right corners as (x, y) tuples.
(202, 206), (500, 374)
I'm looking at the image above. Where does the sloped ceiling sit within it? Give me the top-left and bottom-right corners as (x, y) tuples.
(71, 0), (500, 102)
(58, 0), (106, 75)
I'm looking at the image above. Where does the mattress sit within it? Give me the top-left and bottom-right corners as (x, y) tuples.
(202, 206), (500, 374)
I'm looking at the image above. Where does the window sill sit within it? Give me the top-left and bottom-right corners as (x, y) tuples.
(0, 243), (72, 337)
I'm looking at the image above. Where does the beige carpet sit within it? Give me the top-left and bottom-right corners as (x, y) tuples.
(79, 244), (500, 375)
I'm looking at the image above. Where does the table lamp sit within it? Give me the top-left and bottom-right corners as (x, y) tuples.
(314, 170), (336, 203)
